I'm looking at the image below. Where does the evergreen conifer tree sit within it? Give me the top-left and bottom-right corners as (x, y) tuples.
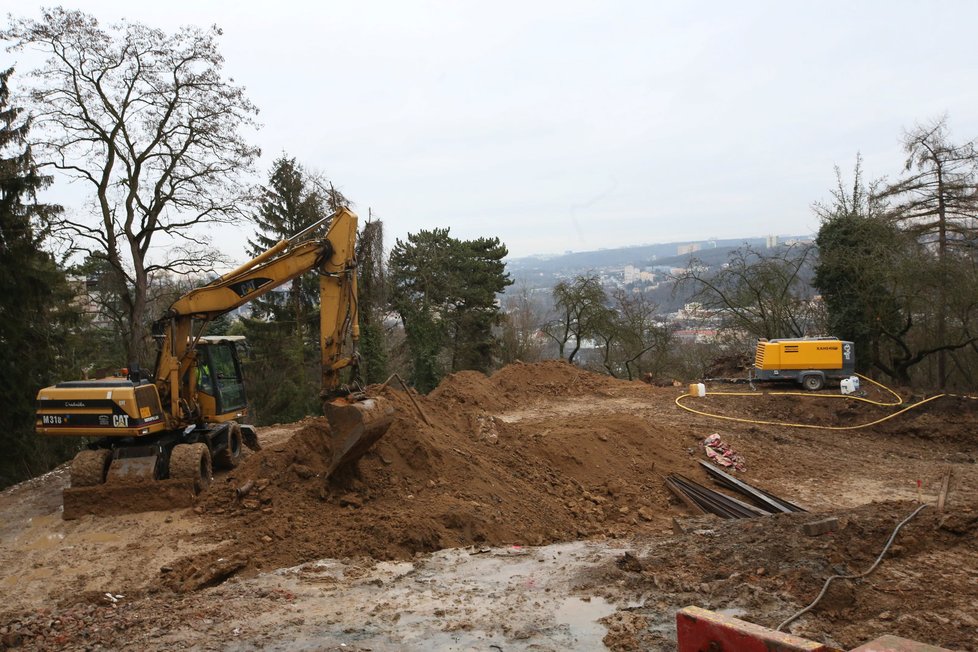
(239, 156), (347, 424)
(356, 217), (389, 384)
(0, 67), (78, 487)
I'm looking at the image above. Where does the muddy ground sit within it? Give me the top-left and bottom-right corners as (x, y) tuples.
(0, 361), (976, 651)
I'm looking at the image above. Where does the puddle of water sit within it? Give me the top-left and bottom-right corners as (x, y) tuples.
(367, 560), (416, 581)
(1, 567), (55, 586)
(23, 532), (66, 551)
(21, 524), (121, 551)
(555, 596), (617, 648)
(375, 560), (415, 572)
(236, 540), (649, 651)
(72, 531), (122, 544)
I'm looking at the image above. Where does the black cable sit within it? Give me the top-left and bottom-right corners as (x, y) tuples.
(776, 503), (929, 631)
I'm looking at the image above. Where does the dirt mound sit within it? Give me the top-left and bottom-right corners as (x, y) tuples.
(489, 359), (614, 396)
(427, 360), (611, 409)
(427, 369), (503, 410)
(166, 361), (697, 588)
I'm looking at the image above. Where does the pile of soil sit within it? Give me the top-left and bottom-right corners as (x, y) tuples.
(171, 361), (698, 588)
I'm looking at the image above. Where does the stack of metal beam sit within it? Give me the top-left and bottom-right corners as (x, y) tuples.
(665, 463), (806, 519)
(698, 461), (806, 513)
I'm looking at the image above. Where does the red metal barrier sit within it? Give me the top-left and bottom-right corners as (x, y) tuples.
(676, 606), (841, 652)
(676, 607), (952, 652)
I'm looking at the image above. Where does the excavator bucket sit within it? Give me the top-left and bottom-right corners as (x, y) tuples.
(322, 396), (396, 477)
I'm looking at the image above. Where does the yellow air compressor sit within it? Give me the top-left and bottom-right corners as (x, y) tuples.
(751, 337), (854, 391)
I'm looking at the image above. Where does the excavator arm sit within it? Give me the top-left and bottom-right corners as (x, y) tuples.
(154, 208), (361, 426)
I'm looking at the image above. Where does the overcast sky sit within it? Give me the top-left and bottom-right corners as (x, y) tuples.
(6, 1), (978, 262)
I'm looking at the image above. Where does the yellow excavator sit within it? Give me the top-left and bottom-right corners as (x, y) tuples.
(35, 207), (394, 504)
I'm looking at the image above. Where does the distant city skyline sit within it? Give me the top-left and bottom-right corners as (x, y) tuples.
(509, 231), (811, 261)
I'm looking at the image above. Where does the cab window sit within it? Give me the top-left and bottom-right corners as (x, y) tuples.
(207, 343), (247, 412)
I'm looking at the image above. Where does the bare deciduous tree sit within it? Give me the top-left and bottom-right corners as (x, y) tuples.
(499, 284), (545, 365)
(877, 117), (978, 387)
(543, 273), (611, 364)
(609, 289), (672, 381)
(4, 9), (261, 363)
(881, 117), (978, 257)
(675, 244), (822, 341)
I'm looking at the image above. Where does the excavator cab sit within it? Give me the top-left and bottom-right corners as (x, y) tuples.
(194, 336), (248, 422)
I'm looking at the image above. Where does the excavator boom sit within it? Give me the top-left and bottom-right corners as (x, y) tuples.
(155, 208), (364, 419)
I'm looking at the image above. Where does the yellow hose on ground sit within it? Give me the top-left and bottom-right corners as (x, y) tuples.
(675, 373), (946, 430)
(716, 373), (903, 407)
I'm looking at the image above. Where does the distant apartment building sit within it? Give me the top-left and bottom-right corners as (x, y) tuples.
(677, 243), (701, 256)
(623, 265), (657, 285)
(783, 236), (813, 246)
(765, 234), (779, 249)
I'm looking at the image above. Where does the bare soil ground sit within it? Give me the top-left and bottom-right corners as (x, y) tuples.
(0, 361), (975, 651)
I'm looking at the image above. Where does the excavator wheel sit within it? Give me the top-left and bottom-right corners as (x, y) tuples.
(323, 396), (396, 477)
(169, 443), (212, 492)
(70, 449), (112, 487)
(213, 423), (243, 470)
